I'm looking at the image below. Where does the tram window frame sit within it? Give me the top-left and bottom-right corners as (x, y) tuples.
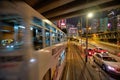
(51, 27), (56, 33)
(57, 31), (61, 42)
(31, 26), (43, 50)
(45, 30), (50, 47)
(51, 27), (57, 44)
(45, 23), (50, 30)
(60, 33), (63, 42)
(0, 14), (25, 50)
(51, 32), (56, 45)
(55, 29), (58, 44)
(32, 17), (43, 27)
(55, 33), (57, 44)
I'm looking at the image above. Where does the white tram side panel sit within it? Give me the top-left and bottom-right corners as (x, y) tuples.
(0, 1), (67, 80)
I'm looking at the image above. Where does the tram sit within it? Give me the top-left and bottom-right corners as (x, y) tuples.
(0, 1), (67, 80)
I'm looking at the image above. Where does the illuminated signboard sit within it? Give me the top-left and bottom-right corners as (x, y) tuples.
(69, 27), (77, 34)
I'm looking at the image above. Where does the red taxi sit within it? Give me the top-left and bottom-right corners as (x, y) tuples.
(93, 47), (108, 53)
(84, 48), (94, 56)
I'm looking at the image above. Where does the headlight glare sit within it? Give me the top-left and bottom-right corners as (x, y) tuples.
(107, 66), (115, 71)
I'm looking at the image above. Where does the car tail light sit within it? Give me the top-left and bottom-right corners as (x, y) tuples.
(89, 52), (91, 54)
(116, 68), (120, 72)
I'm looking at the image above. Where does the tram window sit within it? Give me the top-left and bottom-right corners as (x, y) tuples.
(32, 26), (43, 50)
(60, 34), (63, 42)
(32, 17), (43, 26)
(55, 33), (57, 43)
(0, 15), (25, 50)
(45, 30), (50, 47)
(45, 23), (50, 30)
(51, 27), (56, 33)
(52, 32), (56, 45)
(57, 34), (60, 42)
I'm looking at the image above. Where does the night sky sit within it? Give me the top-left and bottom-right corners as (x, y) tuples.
(64, 8), (120, 29)
(66, 16), (86, 28)
(66, 17), (79, 27)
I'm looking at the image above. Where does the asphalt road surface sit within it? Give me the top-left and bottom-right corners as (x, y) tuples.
(61, 41), (118, 80)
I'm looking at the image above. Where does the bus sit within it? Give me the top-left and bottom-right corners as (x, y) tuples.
(0, 1), (67, 80)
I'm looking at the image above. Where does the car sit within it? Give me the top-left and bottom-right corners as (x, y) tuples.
(93, 47), (108, 53)
(87, 48), (95, 56)
(117, 52), (120, 57)
(93, 53), (120, 75)
(84, 48), (95, 56)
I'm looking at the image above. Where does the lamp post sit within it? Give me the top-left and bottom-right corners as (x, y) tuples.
(85, 12), (93, 62)
(77, 17), (82, 46)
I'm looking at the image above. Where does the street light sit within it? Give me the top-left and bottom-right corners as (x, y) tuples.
(88, 27), (91, 34)
(85, 12), (93, 62)
(87, 12), (93, 18)
(77, 17), (83, 47)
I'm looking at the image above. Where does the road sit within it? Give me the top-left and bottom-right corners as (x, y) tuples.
(61, 41), (118, 80)
(61, 43), (118, 80)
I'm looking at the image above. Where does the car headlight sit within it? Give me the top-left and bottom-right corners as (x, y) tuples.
(30, 58), (36, 63)
(6, 45), (10, 48)
(106, 52), (108, 53)
(10, 45), (14, 48)
(89, 52), (91, 54)
(6, 45), (14, 48)
(107, 66), (115, 71)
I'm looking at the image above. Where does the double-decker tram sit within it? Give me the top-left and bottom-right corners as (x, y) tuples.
(0, 1), (67, 80)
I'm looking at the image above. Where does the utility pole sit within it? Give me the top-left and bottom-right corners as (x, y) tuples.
(85, 17), (88, 62)
(85, 12), (93, 62)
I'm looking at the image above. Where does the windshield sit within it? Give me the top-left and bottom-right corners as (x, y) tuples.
(88, 49), (92, 50)
(98, 48), (103, 50)
(103, 57), (117, 62)
(0, 14), (25, 50)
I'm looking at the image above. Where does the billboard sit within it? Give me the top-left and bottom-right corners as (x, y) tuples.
(57, 19), (66, 29)
(69, 27), (78, 34)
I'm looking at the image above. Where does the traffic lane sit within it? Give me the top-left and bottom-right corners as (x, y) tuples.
(77, 43), (117, 80)
(69, 44), (86, 80)
(88, 56), (120, 80)
(75, 44), (110, 80)
(73, 41), (120, 79)
(88, 41), (120, 61)
(63, 42), (118, 80)
(89, 41), (120, 54)
(62, 43), (74, 80)
(62, 43), (95, 80)
(62, 43), (78, 80)
(77, 47), (111, 80)
(85, 41), (120, 79)
(72, 45), (91, 80)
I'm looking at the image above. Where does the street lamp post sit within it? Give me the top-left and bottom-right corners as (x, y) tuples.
(77, 17), (82, 47)
(85, 12), (93, 62)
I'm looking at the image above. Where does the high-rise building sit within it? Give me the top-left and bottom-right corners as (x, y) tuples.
(117, 15), (120, 30)
(99, 17), (108, 32)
